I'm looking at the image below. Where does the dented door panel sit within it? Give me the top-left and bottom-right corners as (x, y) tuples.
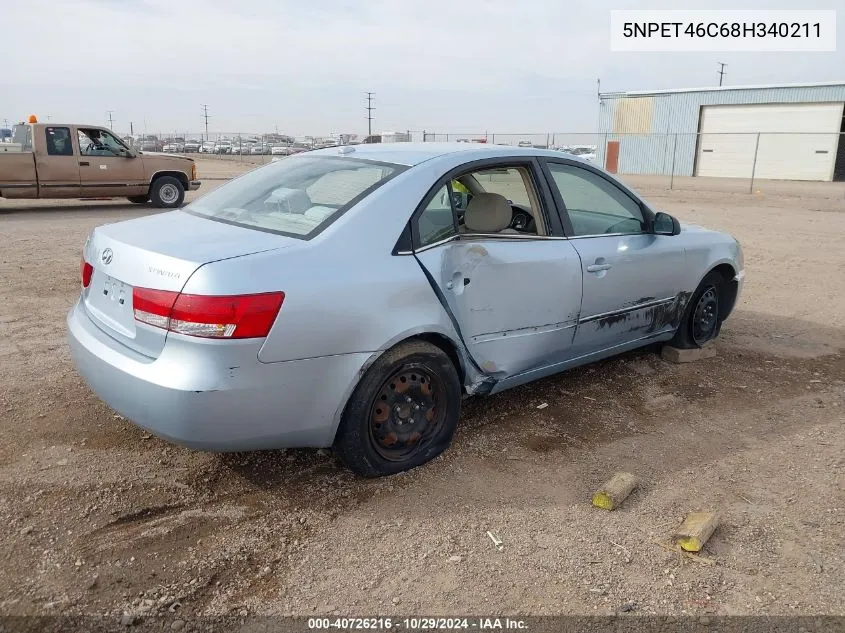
(414, 238), (583, 379)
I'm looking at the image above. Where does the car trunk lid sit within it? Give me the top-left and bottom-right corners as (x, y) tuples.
(82, 210), (295, 358)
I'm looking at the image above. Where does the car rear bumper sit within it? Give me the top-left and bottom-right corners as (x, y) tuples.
(189, 180), (202, 191)
(67, 299), (371, 451)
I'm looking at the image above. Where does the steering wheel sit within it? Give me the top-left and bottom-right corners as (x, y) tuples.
(509, 208), (536, 233)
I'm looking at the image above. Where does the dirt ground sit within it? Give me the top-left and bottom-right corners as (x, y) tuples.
(1, 159), (844, 623)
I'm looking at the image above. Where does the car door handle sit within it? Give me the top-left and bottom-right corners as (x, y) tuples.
(79, 161), (90, 166)
(587, 263), (612, 272)
(446, 274), (470, 290)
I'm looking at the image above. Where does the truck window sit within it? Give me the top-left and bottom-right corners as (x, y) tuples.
(45, 127), (73, 156)
(13, 125), (33, 150)
(78, 128), (130, 157)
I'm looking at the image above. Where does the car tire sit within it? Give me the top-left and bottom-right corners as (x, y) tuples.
(150, 176), (185, 209)
(333, 341), (462, 477)
(127, 195), (149, 204)
(670, 271), (724, 349)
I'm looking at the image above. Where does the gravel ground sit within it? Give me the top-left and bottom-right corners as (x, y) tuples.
(1, 162), (843, 622)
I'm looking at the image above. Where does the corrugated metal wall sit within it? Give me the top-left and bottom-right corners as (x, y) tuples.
(597, 84), (845, 177)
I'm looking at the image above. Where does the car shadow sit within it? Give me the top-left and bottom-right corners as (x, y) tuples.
(211, 309), (844, 510)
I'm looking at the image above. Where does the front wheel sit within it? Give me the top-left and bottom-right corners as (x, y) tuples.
(333, 341), (461, 477)
(671, 272), (724, 349)
(150, 176), (185, 209)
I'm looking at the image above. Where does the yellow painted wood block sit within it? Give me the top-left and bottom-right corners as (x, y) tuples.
(673, 512), (720, 552)
(592, 472), (639, 511)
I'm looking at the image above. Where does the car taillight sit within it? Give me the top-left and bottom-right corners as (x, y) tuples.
(81, 258), (93, 288)
(132, 288), (284, 339)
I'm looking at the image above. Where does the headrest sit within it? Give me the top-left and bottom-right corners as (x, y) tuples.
(463, 192), (511, 233)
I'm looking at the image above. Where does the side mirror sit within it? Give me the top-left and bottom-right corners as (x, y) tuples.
(653, 211), (681, 236)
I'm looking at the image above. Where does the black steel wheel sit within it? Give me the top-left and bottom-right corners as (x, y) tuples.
(670, 271), (725, 349)
(334, 341), (461, 477)
(691, 286), (719, 345)
(369, 366), (446, 462)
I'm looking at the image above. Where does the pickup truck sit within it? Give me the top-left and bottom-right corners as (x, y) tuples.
(0, 120), (201, 208)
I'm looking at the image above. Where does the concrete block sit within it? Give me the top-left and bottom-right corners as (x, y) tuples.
(661, 345), (717, 364)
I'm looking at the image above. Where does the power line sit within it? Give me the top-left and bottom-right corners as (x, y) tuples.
(107, 110), (115, 129)
(717, 62), (727, 86)
(365, 92), (375, 139)
(201, 104), (210, 142)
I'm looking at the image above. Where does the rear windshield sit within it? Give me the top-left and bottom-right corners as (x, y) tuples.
(186, 156), (401, 238)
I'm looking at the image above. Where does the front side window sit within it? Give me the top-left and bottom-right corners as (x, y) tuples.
(78, 128), (130, 157)
(546, 163), (645, 236)
(187, 156), (400, 238)
(45, 127), (73, 156)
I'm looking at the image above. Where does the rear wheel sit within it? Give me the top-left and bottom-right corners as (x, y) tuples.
(150, 176), (185, 209)
(333, 341), (461, 477)
(127, 195), (149, 204)
(671, 272), (724, 348)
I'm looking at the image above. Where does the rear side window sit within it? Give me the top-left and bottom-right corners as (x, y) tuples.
(187, 156), (401, 239)
(45, 127), (73, 156)
(417, 185), (457, 247)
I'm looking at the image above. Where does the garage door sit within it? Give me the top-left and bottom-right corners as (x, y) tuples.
(695, 103), (844, 181)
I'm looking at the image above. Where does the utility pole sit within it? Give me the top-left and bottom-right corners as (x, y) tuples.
(201, 104), (210, 142)
(717, 62), (727, 86)
(365, 92), (375, 139)
(129, 121), (134, 136)
(107, 110), (115, 129)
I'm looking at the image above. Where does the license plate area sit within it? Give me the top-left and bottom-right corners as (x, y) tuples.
(85, 272), (136, 338)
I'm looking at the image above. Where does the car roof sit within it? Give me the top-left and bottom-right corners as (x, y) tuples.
(306, 142), (585, 167)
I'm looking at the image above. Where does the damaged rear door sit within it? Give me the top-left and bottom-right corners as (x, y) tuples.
(411, 165), (583, 380)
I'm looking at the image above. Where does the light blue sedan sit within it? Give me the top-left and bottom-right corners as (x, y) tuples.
(67, 143), (744, 476)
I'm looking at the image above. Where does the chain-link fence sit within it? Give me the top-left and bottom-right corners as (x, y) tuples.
(120, 130), (845, 197)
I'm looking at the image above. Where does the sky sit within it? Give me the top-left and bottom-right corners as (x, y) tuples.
(1, 0), (842, 137)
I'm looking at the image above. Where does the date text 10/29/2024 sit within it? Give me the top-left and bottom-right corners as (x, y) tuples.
(307, 618), (528, 630)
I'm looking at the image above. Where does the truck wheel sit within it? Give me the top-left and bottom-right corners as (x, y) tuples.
(127, 195), (149, 204)
(333, 341), (461, 477)
(150, 176), (185, 209)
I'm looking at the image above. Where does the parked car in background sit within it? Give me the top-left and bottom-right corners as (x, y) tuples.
(68, 142), (743, 477)
(566, 146), (597, 162)
(184, 140), (201, 153)
(271, 145), (293, 156)
(200, 142), (216, 154)
(214, 141), (232, 154)
(140, 137), (162, 152)
(517, 140), (533, 148)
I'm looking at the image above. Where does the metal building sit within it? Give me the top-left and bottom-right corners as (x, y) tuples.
(597, 81), (845, 182)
